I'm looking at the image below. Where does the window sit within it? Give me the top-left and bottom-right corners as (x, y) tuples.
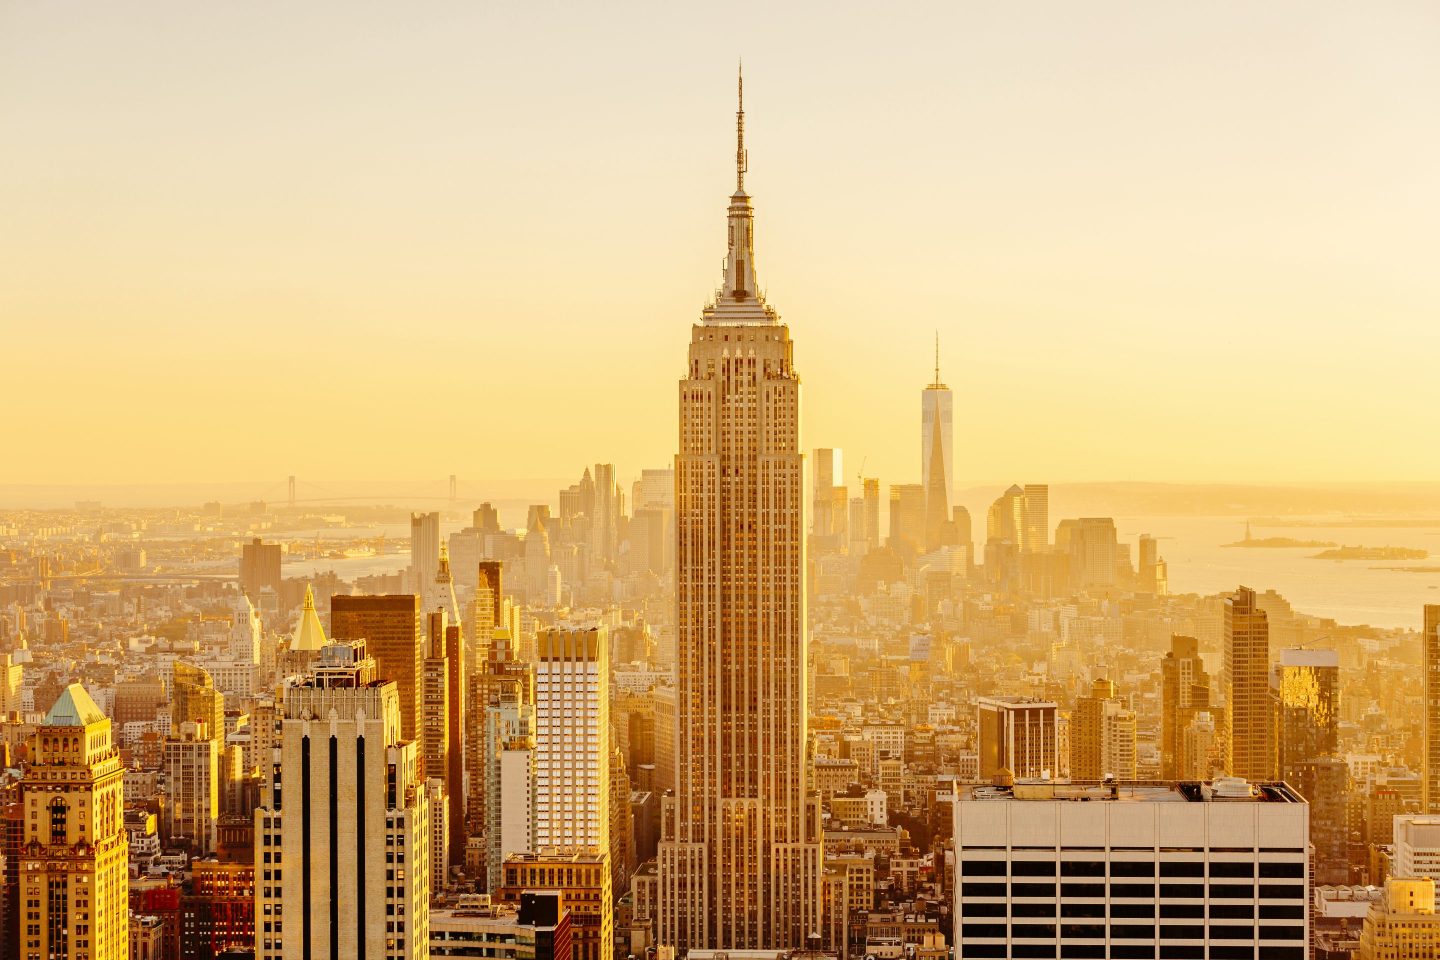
(1160, 861), (1203, 877)
(1060, 883), (1104, 899)
(1011, 923), (1056, 939)
(1258, 862), (1304, 878)
(1210, 862), (1254, 878)
(1061, 861), (1105, 876)
(1111, 883), (1154, 898)
(961, 923), (1006, 939)
(1111, 861), (1154, 877)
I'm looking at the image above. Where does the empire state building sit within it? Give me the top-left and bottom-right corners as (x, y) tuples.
(657, 72), (823, 951)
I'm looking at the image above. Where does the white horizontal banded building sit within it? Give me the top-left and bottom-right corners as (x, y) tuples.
(952, 778), (1308, 960)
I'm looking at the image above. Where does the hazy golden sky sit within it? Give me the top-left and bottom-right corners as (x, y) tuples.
(3, 1), (1438, 494)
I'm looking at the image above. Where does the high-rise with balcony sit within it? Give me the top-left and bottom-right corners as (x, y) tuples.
(657, 71), (822, 952)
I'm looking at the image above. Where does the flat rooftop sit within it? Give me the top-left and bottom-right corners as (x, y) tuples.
(957, 778), (1304, 804)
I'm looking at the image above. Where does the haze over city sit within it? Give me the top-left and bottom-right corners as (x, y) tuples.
(4, 1), (1439, 488)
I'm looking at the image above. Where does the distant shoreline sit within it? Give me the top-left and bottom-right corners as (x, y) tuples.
(1310, 546), (1429, 561)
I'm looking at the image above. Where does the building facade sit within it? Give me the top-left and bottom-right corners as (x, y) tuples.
(657, 73), (823, 951)
(1424, 605), (1440, 813)
(533, 625), (609, 854)
(254, 640), (431, 960)
(1160, 635), (1215, 781)
(1224, 586), (1274, 781)
(953, 778), (1309, 959)
(976, 697), (1060, 780)
(331, 593), (424, 757)
(21, 685), (130, 960)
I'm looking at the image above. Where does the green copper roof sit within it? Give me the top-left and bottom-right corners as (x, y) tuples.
(44, 683), (106, 727)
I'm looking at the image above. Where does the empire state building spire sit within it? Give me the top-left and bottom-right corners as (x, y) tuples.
(707, 63), (773, 323)
(736, 62), (747, 194)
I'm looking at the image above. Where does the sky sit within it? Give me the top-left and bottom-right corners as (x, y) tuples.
(3, 1), (1438, 499)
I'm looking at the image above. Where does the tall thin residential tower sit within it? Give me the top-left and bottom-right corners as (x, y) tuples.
(657, 71), (823, 951)
(1223, 586), (1274, 781)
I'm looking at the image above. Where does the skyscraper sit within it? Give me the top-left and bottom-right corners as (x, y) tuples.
(1274, 647), (1339, 777)
(888, 483), (927, 554)
(254, 640), (431, 960)
(1070, 678), (1114, 781)
(163, 720), (220, 854)
(1274, 647), (1345, 884)
(1137, 533), (1168, 594)
(862, 477), (881, 548)
(423, 542), (464, 632)
(1021, 483), (1049, 553)
(1224, 585), (1274, 781)
(527, 625), (612, 960)
(1425, 605), (1440, 813)
(657, 72), (822, 951)
(172, 660), (225, 739)
(976, 697), (1061, 781)
(921, 343), (953, 552)
(1069, 678), (1136, 781)
(533, 625), (610, 854)
(813, 447), (841, 538)
(1160, 634), (1217, 781)
(480, 628), (536, 891)
(21, 685), (130, 960)
(411, 511), (440, 594)
(422, 610), (467, 869)
(331, 593), (423, 761)
(1054, 516), (1119, 590)
(239, 537), (282, 603)
(590, 463), (622, 567)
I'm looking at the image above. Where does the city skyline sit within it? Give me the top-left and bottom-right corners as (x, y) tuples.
(5, 2), (1440, 487)
(2, 9), (1439, 960)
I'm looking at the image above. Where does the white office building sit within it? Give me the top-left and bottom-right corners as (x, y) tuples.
(533, 624), (609, 853)
(953, 777), (1309, 959)
(1393, 815), (1440, 903)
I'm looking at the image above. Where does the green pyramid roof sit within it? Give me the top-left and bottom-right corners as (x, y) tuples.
(44, 683), (106, 726)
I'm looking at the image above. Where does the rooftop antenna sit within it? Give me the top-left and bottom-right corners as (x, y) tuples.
(736, 59), (748, 193)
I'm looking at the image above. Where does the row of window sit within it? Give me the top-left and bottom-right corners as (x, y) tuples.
(963, 902), (1303, 920)
(959, 945), (1304, 960)
(961, 922), (1305, 940)
(962, 860), (1303, 878)
(961, 882), (1307, 900)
